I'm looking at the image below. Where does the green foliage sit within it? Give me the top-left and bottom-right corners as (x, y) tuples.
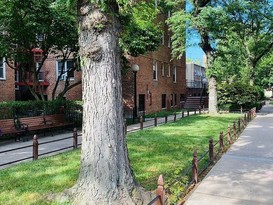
(120, 2), (161, 56)
(0, 99), (82, 119)
(217, 81), (263, 111)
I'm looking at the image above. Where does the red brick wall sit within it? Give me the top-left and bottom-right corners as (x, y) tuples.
(43, 56), (82, 101)
(0, 63), (15, 101)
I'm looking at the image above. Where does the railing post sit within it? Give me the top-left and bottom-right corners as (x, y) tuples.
(154, 115), (158, 127)
(174, 112), (176, 121)
(182, 111), (184, 118)
(227, 125), (232, 144)
(238, 119), (241, 132)
(187, 110), (189, 116)
(124, 119), (127, 134)
(140, 116), (144, 130)
(192, 149), (198, 184)
(209, 138), (214, 161)
(194, 109), (196, 115)
(156, 175), (165, 205)
(219, 131), (224, 152)
(233, 121), (237, 138)
(244, 113), (247, 125)
(165, 115), (168, 124)
(33, 135), (38, 160)
(199, 106), (201, 114)
(73, 128), (78, 149)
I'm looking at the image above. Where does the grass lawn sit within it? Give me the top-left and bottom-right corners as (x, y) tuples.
(0, 113), (242, 204)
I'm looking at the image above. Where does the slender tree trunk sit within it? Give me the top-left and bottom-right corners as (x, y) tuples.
(208, 76), (218, 114)
(69, 1), (151, 204)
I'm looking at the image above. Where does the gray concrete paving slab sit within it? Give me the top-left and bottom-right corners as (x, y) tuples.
(185, 102), (273, 205)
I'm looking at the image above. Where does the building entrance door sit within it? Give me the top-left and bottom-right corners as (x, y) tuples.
(138, 94), (145, 113)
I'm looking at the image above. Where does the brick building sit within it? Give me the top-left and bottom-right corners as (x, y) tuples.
(0, 56), (82, 102)
(122, 12), (186, 118)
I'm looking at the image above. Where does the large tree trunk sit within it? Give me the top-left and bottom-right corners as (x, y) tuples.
(70, 1), (151, 204)
(208, 76), (218, 114)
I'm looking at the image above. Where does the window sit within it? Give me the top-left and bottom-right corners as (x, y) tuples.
(0, 58), (5, 80)
(153, 60), (158, 80)
(173, 66), (177, 83)
(168, 33), (171, 48)
(162, 94), (166, 109)
(161, 63), (165, 77)
(15, 70), (19, 90)
(167, 64), (171, 77)
(56, 60), (75, 81)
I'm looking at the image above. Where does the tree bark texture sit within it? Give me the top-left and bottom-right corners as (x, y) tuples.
(70, 1), (151, 204)
(208, 76), (218, 114)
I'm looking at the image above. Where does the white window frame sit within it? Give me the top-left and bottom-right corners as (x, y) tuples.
(173, 66), (177, 83)
(56, 60), (75, 81)
(153, 60), (158, 81)
(167, 63), (171, 77)
(0, 58), (6, 80)
(161, 63), (165, 77)
(168, 33), (171, 48)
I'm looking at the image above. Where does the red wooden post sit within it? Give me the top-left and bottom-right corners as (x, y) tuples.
(219, 131), (224, 152)
(174, 112), (176, 121)
(233, 121), (237, 138)
(227, 125), (232, 144)
(33, 135), (38, 160)
(73, 128), (78, 149)
(209, 138), (214, 161)
(154, 115), (158, 127)
(156, 175), (165, 205)
(124, 119), (127, 134)
(192, 149), (198, 184)
(165, 115), (168, 123)
(238, 119), (241, 132)
(140, 116), (144, 130)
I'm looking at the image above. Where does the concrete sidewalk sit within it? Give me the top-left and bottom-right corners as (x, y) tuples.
(185, 102), (273, 205)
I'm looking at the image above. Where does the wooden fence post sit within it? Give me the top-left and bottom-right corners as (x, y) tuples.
(187, 110), (190, 116)
(227, 125), (232, 144)
(140, 116), (143, 130)
(209, 138), (214, 161)
(154, 115), (158, 127)
(174, 113), (176, 121)
(219, 131), (224, 152)
(244, 113), (247, 125)
(192, 149), (198, 184)
(182, 111), (184, 118)
(199, 106), (201, 114)
(73, 128), (78, 149)
(33, 135), (38, 160)
(233, 121), (237, 138)
(124, 119), (127, 135)
(165, 115), (168, 124)
(238, 119), (241, 132)
(194, 109), (196, 115)
(156, 175), (165, 205)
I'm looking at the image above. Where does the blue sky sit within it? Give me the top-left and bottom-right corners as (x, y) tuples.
(186, 45), (205, 66)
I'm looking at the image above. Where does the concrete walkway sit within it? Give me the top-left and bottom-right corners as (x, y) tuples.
(185, 102), (273, 205)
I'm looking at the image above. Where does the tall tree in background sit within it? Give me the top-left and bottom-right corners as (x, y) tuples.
(63, 0), (161, 204)
(0, 0), (79, 100)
